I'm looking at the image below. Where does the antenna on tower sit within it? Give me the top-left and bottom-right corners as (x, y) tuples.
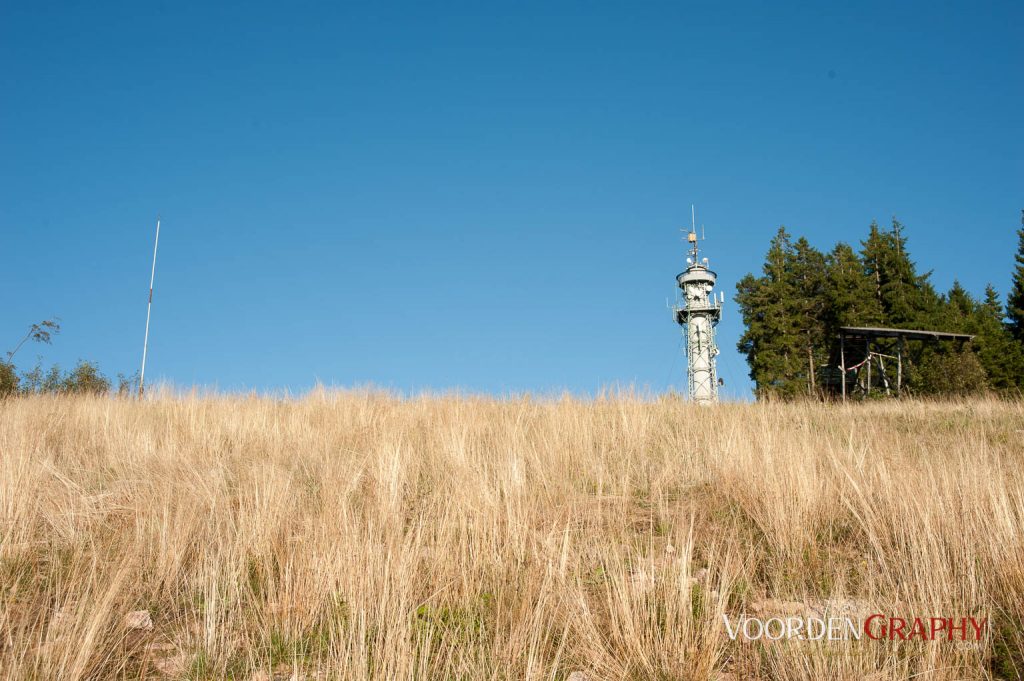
(687, 205), (700, 262)
(139, 217), (161, 398)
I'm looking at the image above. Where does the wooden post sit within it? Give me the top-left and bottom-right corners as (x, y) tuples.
(897, 335), (904, 396)
(865, 338), (871, 397)
(840, 331), (846, 402)
(879, 355), (891, 395)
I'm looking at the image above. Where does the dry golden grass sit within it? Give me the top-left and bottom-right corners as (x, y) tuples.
(1, 391), (1022, 680)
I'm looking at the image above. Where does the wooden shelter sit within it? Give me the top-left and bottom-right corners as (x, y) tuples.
(835, 326), (974, 400)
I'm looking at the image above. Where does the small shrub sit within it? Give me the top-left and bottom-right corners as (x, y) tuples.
(0, 361), (18, 396)
(117, 371), (140, 397)
(914, 348), (988, 396)
(60, 360), (110, 395)
(19, 361), (63, 394)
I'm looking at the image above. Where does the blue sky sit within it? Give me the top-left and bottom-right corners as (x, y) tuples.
(2, 1), (1021, 398)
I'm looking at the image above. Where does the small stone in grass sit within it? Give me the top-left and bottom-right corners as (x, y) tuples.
(123, 610), (153, 630)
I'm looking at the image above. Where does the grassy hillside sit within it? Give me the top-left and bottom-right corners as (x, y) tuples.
(1, 392), (1022, 679)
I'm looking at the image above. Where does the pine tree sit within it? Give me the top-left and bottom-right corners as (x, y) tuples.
(860, 219), (941, 328)
(972, 285), (1024, 391)
(824, 242), (884, 329)
(905, 280), (975, 394)
(861, 221), (887, 312)
(944, 280), (975, 327)
(790, 237), (828, 395)
(983, 284), (1003, 317)
(736, 227), (805, 398)
(927, 282), (1023, 393)
(1008, 210), (1024, 341)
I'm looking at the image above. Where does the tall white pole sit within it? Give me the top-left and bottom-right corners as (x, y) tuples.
(139, 218), (160, 397)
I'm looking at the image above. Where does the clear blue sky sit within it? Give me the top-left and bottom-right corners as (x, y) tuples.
(2, 1), (1021, 398)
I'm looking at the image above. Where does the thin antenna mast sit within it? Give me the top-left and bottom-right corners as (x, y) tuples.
(139, 218), (160, 397)
(688, 204), (699, 261)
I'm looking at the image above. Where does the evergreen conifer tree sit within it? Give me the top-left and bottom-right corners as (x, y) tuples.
(861, 219), (941, 328)
(972, 285), (1024, 391)
(1008, 210), (1024, 341)
(736, 227), (805, 398)
(824, 242), (884, 329)
(790, 237), (828, 395)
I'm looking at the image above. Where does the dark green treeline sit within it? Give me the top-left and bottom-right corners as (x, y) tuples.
(735, 212), (1024, 399)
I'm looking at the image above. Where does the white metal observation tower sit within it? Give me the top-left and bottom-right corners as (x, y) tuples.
(673, 210), (724, 404)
